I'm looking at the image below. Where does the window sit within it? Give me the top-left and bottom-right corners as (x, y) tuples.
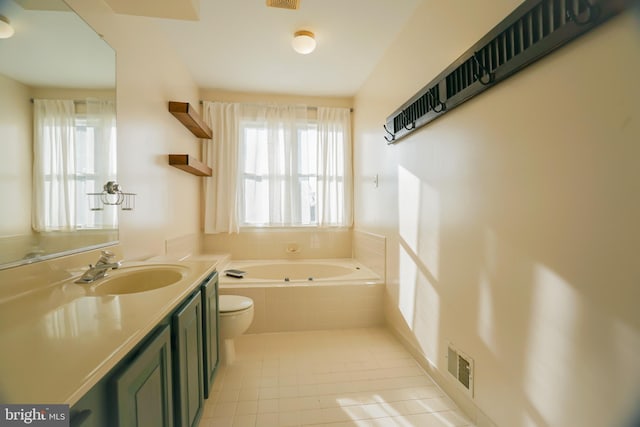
(201, 102), (352, 233)
(33, 99), (116, 232)
(240, 120), (345, 227)
(71, 115), (117, 229)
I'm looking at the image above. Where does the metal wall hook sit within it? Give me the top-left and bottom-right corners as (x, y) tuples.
(383, 124), (396, 143)
(432, 100), (446, 113)
(566, 0), (599, 25)
(427, 91), (447, 113)
(472, 51), (495, 85)
(401, 110), (415, 130)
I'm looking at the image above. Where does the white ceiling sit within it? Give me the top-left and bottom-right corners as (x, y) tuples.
(151, 0), (423, 97)
(0, 0), (422, 95)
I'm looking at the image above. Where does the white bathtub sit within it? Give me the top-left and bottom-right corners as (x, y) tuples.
(218, 259), (384, 333)
(220, 258), (381, 286)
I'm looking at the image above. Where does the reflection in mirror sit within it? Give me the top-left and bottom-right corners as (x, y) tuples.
(0, 0), (117, 269)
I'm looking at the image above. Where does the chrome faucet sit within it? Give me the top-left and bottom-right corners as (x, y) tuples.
(75, 250), (121, 283)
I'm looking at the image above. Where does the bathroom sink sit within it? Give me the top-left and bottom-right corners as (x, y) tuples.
(88, 265), (190, 296)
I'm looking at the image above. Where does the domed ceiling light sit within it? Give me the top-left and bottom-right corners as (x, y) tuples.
(0, 16), (15, 39)
(292, 30), (316, 55)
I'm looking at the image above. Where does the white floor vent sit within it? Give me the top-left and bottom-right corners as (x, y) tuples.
(447, 343), (474, 397)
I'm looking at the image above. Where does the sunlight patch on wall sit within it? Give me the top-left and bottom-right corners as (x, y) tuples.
(418, 181), (440, 280)
(478, 228), (498, 353)
(477, 272), (497, 353)
(398, 166), (421, 254)
(398, 244), (418, 329)
(524, 265), (579, 427)
(413, 272), (441, 363)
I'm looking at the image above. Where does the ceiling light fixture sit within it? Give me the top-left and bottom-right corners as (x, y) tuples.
(292, 30), (316, 55)
(0, 16), (15, 39)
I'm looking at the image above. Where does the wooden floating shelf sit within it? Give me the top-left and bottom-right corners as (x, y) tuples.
(168, 154), (212, 177)
(168, 101), (212, 139)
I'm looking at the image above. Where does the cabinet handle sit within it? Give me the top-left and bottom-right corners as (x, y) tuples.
(70, 409), (92, 426)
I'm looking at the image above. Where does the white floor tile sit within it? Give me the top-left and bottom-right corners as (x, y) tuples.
(200, 328), (475, 427)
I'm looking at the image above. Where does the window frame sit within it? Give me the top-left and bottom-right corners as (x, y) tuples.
(238, 119), (345, 228)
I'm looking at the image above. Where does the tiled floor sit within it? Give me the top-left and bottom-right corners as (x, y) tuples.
(199, 328), (475, 427)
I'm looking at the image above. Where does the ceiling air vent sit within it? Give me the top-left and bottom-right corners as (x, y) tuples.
(266, 0), (299, 10)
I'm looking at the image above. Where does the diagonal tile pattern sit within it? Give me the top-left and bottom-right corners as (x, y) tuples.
(200, 328), (474, 427)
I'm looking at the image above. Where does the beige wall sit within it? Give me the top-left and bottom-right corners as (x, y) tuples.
(0, 74), (32, 238)
(199, 88), (353, 109)
(67, 0), (203, 261)
(353, 2), (640, 427)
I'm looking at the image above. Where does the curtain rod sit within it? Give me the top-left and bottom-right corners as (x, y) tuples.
(30, 98), (111, 104)
(198, 100), (353, 112)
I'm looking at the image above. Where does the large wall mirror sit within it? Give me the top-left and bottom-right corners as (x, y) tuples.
(0, 0), (117, 269)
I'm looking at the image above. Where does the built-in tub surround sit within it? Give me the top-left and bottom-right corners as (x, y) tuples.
(0, 247), (221, 405)
(202, 228), (352, 260)
(219, 258), (384, 333)
(353, 229), (386, 279)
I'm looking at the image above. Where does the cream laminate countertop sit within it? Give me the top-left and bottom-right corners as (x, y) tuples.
(0, 257), (222, 406)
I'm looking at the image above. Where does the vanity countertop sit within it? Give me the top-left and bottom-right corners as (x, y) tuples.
(0, 255), (226, 406)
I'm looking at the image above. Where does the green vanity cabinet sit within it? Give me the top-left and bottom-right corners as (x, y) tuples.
(201, 271), (219, 399)
(172, 290), (204, 427)
(113, 324), (174, 427)
(69, 380), (110, 427)
(70, 270), (220, 427)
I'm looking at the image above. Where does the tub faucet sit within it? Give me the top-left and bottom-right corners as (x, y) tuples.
(76, 250), (121, 283)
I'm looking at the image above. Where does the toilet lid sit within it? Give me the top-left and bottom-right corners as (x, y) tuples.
(219, 295), (253, 313)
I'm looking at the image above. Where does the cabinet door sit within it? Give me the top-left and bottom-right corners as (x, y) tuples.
(172, 291), (204, 427)
(201, 272), (219, 399)
(113, 325), (174, 427)
(70, 381), (109, 427)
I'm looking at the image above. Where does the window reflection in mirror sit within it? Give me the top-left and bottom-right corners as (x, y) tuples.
(0, 0), (117, 269)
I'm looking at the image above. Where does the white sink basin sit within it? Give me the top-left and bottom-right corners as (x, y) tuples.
(88, 265), (190, 296)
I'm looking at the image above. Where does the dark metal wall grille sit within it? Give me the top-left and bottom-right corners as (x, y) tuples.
(384, 0), (632, 144)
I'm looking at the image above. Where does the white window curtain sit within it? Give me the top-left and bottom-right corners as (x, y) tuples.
(32, 99), (117, 232)
(317, 107), (353, 227)
(80, 99), (118, 229)
(202, 102), (242, 234)
(202, 101), (353, 233)
(33, 99), (76, 231)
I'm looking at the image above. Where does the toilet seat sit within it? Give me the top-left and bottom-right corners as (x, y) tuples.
(220, 295), (253, 313)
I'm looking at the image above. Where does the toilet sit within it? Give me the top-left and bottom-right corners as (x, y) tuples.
(219, 295), (254, 365)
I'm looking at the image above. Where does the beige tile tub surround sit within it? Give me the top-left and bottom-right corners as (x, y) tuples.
(353, 230), (386, 279)
(219, 283), (384, 334)
(202, 228), (353, 260)
(0, 247), (220, 405)
(200, 328), (474, 427)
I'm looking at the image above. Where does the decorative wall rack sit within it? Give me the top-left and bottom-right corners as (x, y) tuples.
(88, 181), (136, 211)
(168, 101), (213, 176)
(384, 0), (632, 144)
